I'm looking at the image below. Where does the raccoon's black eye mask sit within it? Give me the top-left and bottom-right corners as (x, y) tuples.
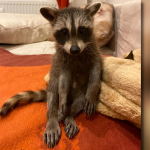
(78, 26), (92, 42)
(60, 28), (69, 36)
(54, 28), (69, 45)
(78, 27), (86, 35)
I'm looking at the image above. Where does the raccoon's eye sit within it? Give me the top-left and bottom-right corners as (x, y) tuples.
(61, 28), (68, 36)
(78, 27), (86, 35)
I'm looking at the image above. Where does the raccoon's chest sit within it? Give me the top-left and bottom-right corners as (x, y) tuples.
(72, 72), (89, 88)
(67, 54), (91, 88)
(70, 57), (90, 72)
(71, 62), (90, 91)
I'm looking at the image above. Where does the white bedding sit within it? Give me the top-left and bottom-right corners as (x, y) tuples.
(0, 41), (56, 55)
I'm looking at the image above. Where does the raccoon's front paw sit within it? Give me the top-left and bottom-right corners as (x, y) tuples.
(43, 120), (61, 148)
(64, 117), (79, 138)
(83, 98), (96, 117)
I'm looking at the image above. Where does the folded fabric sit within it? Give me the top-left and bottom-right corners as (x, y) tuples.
(97, 49), (141, 128)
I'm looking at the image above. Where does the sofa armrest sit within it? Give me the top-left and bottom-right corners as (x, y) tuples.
(109, 0), (141, 57)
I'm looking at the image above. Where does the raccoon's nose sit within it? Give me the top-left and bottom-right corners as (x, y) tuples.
(70, 46), (80, 54)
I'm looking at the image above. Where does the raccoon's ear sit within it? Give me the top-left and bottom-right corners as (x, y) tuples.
(40, 7), (58, 23)
(85, 2), (101, 17)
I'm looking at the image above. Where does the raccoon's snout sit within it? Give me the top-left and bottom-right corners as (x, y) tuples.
(70, 46), (80, 54)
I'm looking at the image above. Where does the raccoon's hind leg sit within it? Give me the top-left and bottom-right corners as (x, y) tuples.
(64, 89), (85, 138)
(0, 90), (46, 116)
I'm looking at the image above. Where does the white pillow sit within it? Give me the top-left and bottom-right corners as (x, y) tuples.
(0, 13), (52, 44)
(116, 0), (141, 57)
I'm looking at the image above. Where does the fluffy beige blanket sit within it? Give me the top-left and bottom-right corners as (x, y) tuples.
(97, 49), (141, 128)
(44, 49), (141, 128)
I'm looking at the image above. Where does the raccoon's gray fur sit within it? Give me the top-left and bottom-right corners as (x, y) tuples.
(0, 3), (102, 149)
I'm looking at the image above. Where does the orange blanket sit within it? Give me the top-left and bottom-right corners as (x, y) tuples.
(0, 47), (141, 150)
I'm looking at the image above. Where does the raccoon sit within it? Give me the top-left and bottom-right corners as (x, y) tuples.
(0, 3), (102, 148)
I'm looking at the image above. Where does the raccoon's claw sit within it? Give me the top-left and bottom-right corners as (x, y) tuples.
(43, 120), (61, 148)
(83, 99), (96, 117)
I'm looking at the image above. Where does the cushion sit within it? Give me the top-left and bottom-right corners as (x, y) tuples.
(81, 2), (115, 49)
(0, 13), (52, 44)
(116, 0), (141, 57)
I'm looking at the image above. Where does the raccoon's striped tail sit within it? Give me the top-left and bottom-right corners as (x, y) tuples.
(0, 90), (47, 116)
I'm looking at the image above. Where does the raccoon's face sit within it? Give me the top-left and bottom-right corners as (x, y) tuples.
(40, 3), (101, 55)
